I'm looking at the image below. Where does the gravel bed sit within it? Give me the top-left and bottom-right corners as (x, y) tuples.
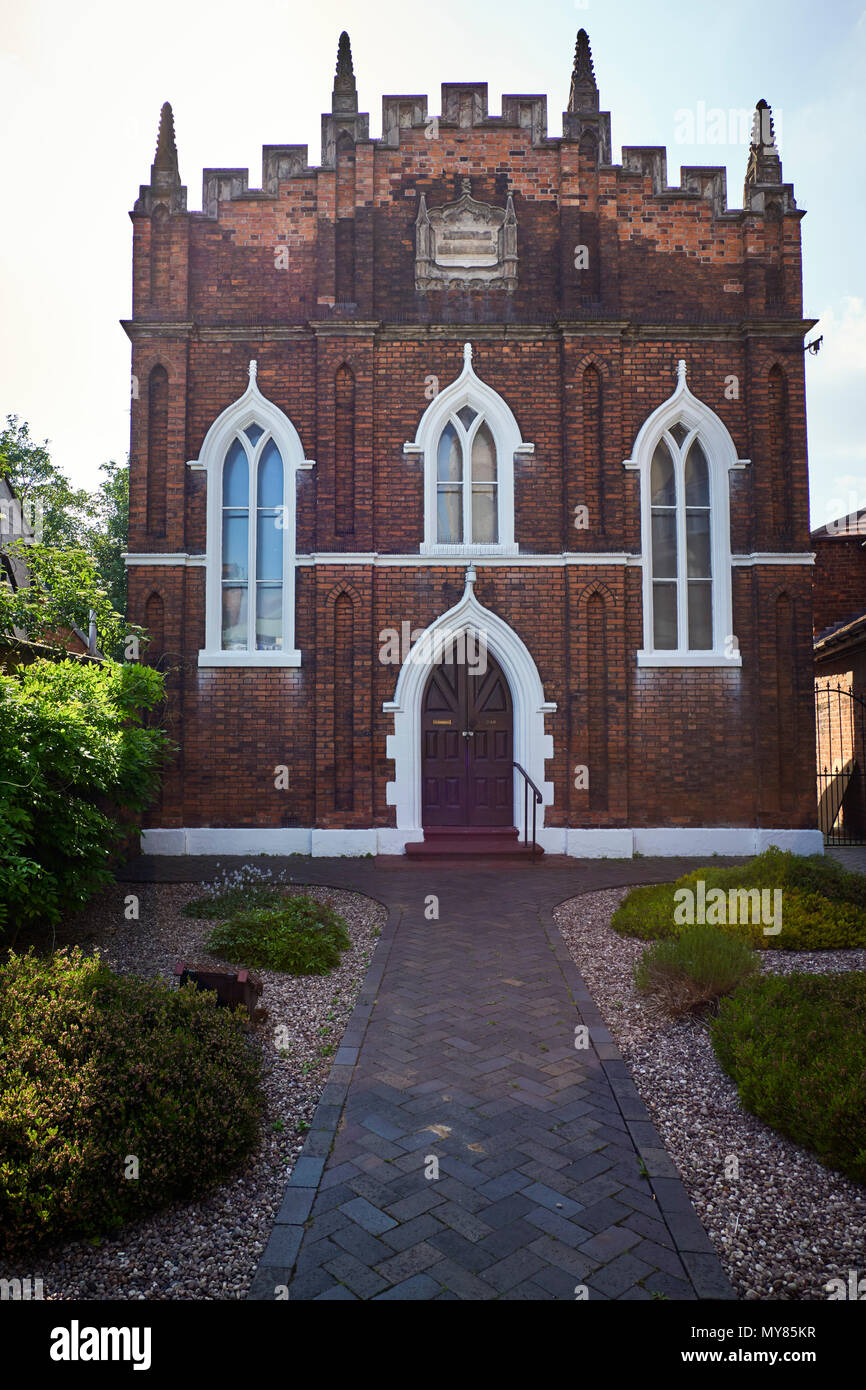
(0, 874), (386, 1301)
(554, 886), (866, 1302)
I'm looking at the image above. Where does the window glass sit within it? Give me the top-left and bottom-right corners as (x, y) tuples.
(652, 512), (677, 579)
(256, 514), (282, 583)
(685, 441), (710, 507)
(688, 582), (713, 649)
(653, 583), (678, 650)
(471, 423), (497, 482)
(650, 440), (676, 506)
(437, 488), (462, 543)
(472, 487), (497, 543)
(223, 439), (249, 505)
(256, 586), (282, 651)
(686, 513), (711, 578)
(437, 424), (462, 482)
(258, 439), (283, 507)
(222, 514), (248, 581)
(221, 586), (248, 650)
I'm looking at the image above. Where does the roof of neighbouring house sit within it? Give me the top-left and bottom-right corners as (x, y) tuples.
(815, 609), (866, 656)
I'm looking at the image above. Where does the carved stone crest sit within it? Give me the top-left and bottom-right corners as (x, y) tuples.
(415, 178), (518, 292)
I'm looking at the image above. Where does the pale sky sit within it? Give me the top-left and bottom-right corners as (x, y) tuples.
(1, 0), (863, 527)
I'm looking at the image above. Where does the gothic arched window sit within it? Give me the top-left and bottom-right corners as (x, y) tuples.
(404, 342), (534, 556)
(195, 361), (314, 667)
(650, 428), (712, 652)
(220, 431), (285, 651)
(436, 413), (498, 544)
(626, 361), (745, 669)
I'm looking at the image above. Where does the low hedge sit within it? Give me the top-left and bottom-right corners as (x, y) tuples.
(710, 972), (866, 1183)
(634, 925), (759, 1017)
(612, 848), (866, 951)
(204, 895), (351, 975)
(0, 948), (262, 1254)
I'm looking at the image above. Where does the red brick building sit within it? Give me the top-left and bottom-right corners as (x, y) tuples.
(124, 30), (821, 858)
(812, 516), (866, 842)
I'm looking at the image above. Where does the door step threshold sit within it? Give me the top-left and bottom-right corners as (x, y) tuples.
(406, 829), (543, 859)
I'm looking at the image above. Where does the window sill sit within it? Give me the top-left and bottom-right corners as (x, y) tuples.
(637, 650), (742, 669)
(198, 649), (302, 668)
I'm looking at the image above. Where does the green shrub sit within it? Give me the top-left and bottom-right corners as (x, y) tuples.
(205, 895), (351, 975)
(0, 659), (168, 935)
(710, 972), (866, 1183)
(612, 848), (866, 951)
(633, 925), (759, 1017)
(0, 948), (261, 1254)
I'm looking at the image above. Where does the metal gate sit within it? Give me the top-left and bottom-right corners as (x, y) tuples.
(815, 683), (866, 845)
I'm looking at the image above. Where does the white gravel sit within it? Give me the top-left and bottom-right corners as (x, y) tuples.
(554, 886), (866, 1302)
(0, 874), (386, 1301)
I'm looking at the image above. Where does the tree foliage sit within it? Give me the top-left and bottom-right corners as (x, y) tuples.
(1, 416), (131, 637)
(0, 540), (141, 661)
(0, 416), (92, 548)
(0, 658), (168, 933)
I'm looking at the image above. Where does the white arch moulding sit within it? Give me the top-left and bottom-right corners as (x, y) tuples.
(382, 566), (557, 851)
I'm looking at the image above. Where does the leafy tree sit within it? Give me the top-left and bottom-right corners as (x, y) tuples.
(82, 458), (129, 622)
(1, 419), (131, 625)
(0, 416), (92, 548)
(0, 658), (168, 934)
(0, 540), (142, 661)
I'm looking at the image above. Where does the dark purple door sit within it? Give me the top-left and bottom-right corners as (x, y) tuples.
(421, 651), (513, 827)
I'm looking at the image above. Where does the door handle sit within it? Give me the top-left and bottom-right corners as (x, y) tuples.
(462, 730), (475, 739)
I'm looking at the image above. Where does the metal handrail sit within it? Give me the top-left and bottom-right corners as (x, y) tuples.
(512, 760), (543, 859)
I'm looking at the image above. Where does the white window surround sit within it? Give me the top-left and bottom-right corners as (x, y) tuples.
(189, 361), (315, 667)
(404, 342), (534, 556)
(383, 566), (556, 838)
(624, 360), (749, 669)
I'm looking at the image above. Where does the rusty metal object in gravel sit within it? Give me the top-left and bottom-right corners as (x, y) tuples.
(174, 960), (264, 1015)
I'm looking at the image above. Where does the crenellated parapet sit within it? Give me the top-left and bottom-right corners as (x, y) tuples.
(126, 30), (806, 328)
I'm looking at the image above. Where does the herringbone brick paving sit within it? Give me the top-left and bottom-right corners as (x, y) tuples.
(124, 853), (738, 1301)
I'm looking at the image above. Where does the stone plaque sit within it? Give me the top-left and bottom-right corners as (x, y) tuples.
(415, 178), (518, 292)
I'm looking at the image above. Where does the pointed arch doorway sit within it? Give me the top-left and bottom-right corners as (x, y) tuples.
(421, 647), (513, 828)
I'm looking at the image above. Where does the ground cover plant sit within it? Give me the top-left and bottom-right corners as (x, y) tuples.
(204, 898), (351, 975)
(612, 847), (866, 950)
(184, 867), (352, 975)
(710, 971), (866, 1184)
(633, 924), (759, 1017)
(0, 948), (262, 1254)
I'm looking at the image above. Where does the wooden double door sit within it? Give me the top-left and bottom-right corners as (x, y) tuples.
(421, 650), (513, 827)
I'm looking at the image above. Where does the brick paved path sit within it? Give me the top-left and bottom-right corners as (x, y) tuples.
(125, 854), (738, 1301)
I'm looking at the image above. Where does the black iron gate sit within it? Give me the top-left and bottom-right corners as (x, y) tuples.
(815, 683), (866, 845)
